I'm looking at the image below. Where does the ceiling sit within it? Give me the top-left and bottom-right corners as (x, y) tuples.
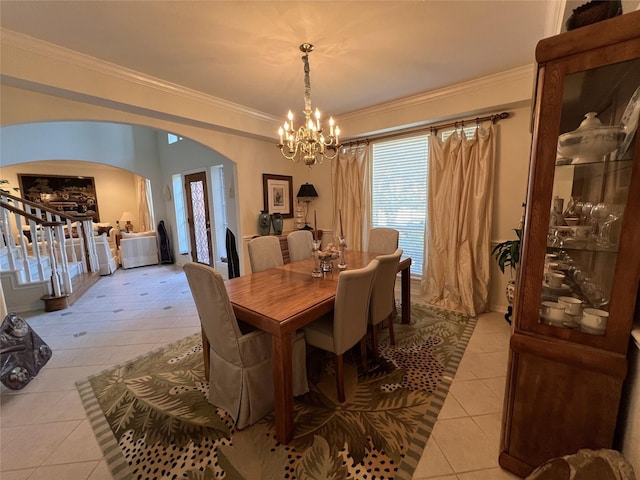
(0, 1), (570, 121)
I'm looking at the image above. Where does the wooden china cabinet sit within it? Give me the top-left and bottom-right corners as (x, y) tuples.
(499, 12), (640, 478)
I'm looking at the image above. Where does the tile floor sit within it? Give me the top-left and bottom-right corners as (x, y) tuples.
(0, 265), (519, 480)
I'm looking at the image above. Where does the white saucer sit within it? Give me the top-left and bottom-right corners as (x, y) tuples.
(543, 282), (571, 293)
(581, 325), (605, 335)
(540, 312), (566, 327)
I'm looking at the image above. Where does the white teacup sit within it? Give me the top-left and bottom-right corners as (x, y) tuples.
(558, 296), (583, 316)
(545, 272), (565, 288)
(581, 308), (609, 330)
(545, 262), (559, 272)
(540, 301), (565, 321)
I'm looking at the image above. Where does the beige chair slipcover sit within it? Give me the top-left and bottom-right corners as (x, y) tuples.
(368, 228), (399, 254)
(369, 248), (403, 359)
(184, 262), (309, 429)
(303, 259), (378, 402)
(120, 232), (159, 269)
(94, 232), (118, 275)
(248, 236), (284, 273)
(287, 230), (314, 263)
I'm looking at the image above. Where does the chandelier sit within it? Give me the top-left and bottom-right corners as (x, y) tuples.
(277, 43), (341, 167)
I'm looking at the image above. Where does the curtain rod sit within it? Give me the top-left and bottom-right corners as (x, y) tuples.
(341, 111), (510, 147)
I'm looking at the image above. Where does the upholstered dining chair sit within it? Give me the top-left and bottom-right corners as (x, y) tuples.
(303, 259), (378, 403)
(183, 262), (309, 429)
(368, 227), (399, 254)
(247, 236), (284, 273)
(287, 230), (314, 262)
(369, 248), (403, 360)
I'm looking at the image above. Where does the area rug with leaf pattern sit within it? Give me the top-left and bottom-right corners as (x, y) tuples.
(76, 303), (476, 480)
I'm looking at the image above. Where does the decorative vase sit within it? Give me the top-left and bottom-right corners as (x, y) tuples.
(505, 279), (516, 325)
(271, 213), (283, 235)
(505, 280), (516, 306)
(258, 210), (271, 236)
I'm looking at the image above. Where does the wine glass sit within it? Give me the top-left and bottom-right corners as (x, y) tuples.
(582, 278), (610, 308)
(590, 202), (611, 245)
(580, 201), (593, 227)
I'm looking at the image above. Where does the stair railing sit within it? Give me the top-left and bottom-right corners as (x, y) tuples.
(0, 193), (99, 298)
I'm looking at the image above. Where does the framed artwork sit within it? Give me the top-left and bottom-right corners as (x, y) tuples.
(18, 173), (100, 222)
(262, 174), (293, 218)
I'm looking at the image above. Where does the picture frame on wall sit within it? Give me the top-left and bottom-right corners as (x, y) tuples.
(18, 173), (101, 222)
(262, 174), (293, 218)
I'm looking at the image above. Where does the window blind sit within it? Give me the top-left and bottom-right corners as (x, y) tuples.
(371, 135), (428, 275)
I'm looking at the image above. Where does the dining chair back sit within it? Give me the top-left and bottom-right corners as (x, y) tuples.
(248, 236), (284, 272)
(183, 262), (308, 429)
(368, 227), (399, 254)
(369, 248), (403, 359)
(287, 230), (314, 262)
(303, 259), (379, 402)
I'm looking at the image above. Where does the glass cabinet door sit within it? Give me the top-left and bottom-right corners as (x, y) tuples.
(538, 58), (640, 337)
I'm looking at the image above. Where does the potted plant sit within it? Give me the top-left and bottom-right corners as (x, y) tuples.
(492, 227), (522, 323)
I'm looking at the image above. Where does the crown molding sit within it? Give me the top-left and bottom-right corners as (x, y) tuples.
(0, 28), (280, 125)
(339, 65), (535, 125)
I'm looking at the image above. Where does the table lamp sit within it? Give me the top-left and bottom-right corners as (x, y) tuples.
(296, 183), (318, 230)
(120, 211), (134, 233)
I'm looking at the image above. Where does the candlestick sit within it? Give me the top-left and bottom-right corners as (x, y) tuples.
(311, 239), (322, 277)
(337, 235), (347, 270)
(314, 210), (318, 240)
(339, 209), (344, 237)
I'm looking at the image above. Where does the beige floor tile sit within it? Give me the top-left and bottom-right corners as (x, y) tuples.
(42, 419), (103, 465)
(472, 313), (512, 335)
(459, 352), (508, 379)
(471, 413), (503, 443)
(482, 376), (507, 400)
(0, 390), (85, 426)
(457, 467), (520, 479)
(437, 391), (469, 420)
(413, 436), (454, 478)
(87, 461), (114, 480)
(451, 361), (477, 382)
(27, 461), (99, 480)
(449, 380), (503, 416)
(465, 332), (510, 355)
(23, 365), (102, 393)
(1, 421), (80, 470)
(432, 417), (500, 472)
(0, 468), (36, 480)
(413, 475), (458, 480)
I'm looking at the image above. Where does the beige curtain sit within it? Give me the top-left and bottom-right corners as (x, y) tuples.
(137, 176), (154, 232)
(422, 124), (496, 316)
(331, 144), (370, 250)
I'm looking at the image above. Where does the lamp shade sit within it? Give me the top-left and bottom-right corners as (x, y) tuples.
(120, 211), (134, 223)
(296, 183), (319, 199)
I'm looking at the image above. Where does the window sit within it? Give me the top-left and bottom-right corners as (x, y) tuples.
(211, 165), (227, 262)
(167, 133), (183, 144)
(172, 174), (189, 254)
(371, 135), (429, 275)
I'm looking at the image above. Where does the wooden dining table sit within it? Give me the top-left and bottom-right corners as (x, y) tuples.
(223, 249), (412, 444)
